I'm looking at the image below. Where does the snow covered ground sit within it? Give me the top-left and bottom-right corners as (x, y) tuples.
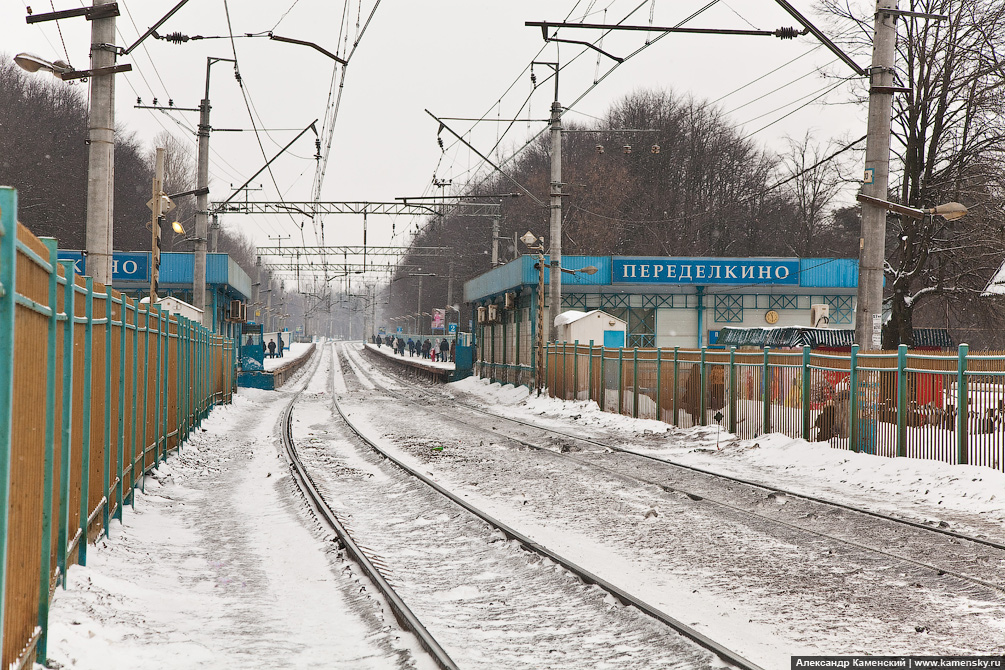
(40, 341), (1004, 669)
(262, 341), (314, 371)
(40, 352), (427, 670)
(448, 376), (1005, 537)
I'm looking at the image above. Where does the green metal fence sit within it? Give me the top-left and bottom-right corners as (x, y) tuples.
(478, 338), (1005, 473)
(0, 187), (237, 669)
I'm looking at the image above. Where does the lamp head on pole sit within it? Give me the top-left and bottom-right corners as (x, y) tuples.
(14, 53), (71, 76)
(519, 231), (538, 247)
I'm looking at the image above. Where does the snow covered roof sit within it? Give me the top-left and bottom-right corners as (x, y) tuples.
(716, 326), (953, 349)
(982, 261), (1005, 296)
(554, 310), (626, 327)
(554, 310), (589, 326)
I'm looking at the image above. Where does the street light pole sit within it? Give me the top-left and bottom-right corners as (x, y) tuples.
(546, 68), (563, 343)
(85, 0), (118, 286)
(856, 0), (899, 350)
(194, 57), (236, 329)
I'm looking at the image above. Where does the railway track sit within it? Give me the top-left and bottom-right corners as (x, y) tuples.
(282, 342), (765, 670)
(349, 342), (1005, 595)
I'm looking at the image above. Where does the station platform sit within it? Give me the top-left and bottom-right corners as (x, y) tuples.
(362, 342), (461, 383)
(238, 343), (316, 390)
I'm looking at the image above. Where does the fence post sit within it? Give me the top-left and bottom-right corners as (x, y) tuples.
(129, 298), (139, 509)
(762, 346), (771, 435)
(56, 261), (77, 587)
(0, 187), (15, 642)
(175, 316), (183, 448)
(849, 344), (859, 453)
(656, 348), (663, 424)
(599, 345), (605, 408)
(563, 341), (568, 399)
(0, 187), (16, 641)
(728, 347), (737, 434)
(802, 346), (811, 441)
(153, 305), (163, 469)
(161, 309), (169, 460)
(116, 295), (126, 521)
(957, 344), (969, 465)
(897, 344), (908, 458)
(139, 304), (151, 493)
(36, 238), (60, 660)
(632, 348), (640, 418)
(672, 347), (679, 427)
(699, 346), (707, 426)
(573, 340), (579, 400)
(102, 285), (113, 537)
(78, 277), (94, 566)
(617, 347), (624, 416)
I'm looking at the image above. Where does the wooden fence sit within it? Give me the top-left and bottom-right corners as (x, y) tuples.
(477, 340), (1005, 474)
(0, 187), (237, 669)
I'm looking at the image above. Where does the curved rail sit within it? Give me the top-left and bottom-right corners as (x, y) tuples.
(280, 345), (459, 670)
(356, 343), (1005, 551)
(331, 350), (766, 670)
(346, 344), (1005, 593)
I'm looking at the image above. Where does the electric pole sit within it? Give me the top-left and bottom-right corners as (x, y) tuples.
(856, 0), (899, 350)
(194, 57), (235, 329)
(149, 148), (165, 304)
(85, 0), (117, 286)
(548, 85), (563, 343)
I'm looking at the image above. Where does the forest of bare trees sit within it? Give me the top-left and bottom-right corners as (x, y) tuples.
(389, 87), (863, 331)
(819, 0), (1005, 348)
(0, 55), (303, 318)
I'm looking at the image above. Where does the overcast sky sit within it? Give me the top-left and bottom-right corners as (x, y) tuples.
(6, 0), (868, 258)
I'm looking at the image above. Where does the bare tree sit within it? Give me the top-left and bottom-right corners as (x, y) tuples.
(819, 0), (1005, 347)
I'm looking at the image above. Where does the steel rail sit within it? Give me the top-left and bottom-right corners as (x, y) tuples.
(280, 346), (459, 670)
(404, 364), (1005, 553)
(350, 346), (1005, 585)
(335, 345), (766, 670)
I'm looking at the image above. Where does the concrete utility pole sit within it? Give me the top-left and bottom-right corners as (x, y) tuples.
(856, 0), (899, 350)
(252, 256), (262, 319)
(492, 216), (500, 266)
(209, 213), (219, 252)
(265, 271), (273, 331)
(149, 148), (165, 304)
(417, 275), (424, 336)
(548, 96), (563, 343)
(85, 0), (117, 286)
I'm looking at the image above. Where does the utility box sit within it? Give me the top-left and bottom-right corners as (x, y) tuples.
(810, 304), (830, 328)
(554, 309), (627, 346)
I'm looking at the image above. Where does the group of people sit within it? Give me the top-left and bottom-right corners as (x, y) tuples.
(371, 334), (455, 362)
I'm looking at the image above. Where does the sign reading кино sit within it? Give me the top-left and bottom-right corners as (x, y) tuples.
(612, 257), (800, 285)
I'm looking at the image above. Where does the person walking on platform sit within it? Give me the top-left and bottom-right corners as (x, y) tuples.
(278, 334), (284, 358)
(397, 336), (405, 356)
(407, 337), (415, 357)
(439, 338), (449, 363)
(421, 339), (431, 359)
(449, 339), (456, 362)
(267, 339), (276, 358)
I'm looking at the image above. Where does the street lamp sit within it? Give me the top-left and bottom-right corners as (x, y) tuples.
(520, 231), (597, 394)
(13, 53), (71, 76)
(856, 194), (968, 221)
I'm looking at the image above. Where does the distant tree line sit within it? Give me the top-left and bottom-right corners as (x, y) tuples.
(0, 55), (306, 323)
(394, 62), (1005, 348)
(391, 87), (861, 335)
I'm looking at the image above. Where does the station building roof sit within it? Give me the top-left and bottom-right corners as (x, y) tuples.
(465, 255), (859, 303)
(58, 250), (253, 301)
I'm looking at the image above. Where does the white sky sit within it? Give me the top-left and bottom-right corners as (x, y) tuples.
(5, 0), (868, 255)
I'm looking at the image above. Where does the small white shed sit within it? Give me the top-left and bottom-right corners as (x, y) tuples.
(140, 296), (204, 323)
(555, 310), (627, 347)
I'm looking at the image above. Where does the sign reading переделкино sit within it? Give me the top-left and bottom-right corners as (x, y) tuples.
(612, 257), (800, 285)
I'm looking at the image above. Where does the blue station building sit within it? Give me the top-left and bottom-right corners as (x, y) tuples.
(465, 255), (859, 366)
(58, 250), (252, 337)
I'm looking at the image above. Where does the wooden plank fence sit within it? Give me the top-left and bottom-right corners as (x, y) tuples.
(0, 187), (237, 669)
